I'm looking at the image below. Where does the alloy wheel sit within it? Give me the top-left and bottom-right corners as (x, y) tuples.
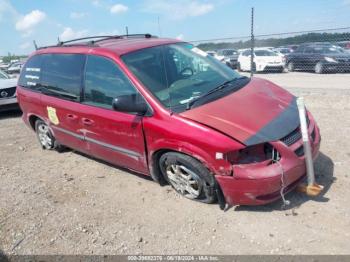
(166, 164), (202, 199)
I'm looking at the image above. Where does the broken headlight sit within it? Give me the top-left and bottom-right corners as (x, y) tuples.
(225, 143), (280, 165)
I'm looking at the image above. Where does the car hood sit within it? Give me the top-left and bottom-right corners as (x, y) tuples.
(255, 56), (283, 62)
(180, 78), (299, 146)
(326, 53), (350, 59)
(0, 78), (17, 90)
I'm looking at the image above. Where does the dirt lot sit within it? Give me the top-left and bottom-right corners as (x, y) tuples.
(1, 73), (350, 255)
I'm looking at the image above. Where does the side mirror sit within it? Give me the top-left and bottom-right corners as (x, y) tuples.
(112, 94), (148, 115)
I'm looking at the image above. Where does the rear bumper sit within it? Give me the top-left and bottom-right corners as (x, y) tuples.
(216, 121), (321, 206)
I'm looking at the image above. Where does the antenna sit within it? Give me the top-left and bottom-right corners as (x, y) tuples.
(33, 40), (38, 50)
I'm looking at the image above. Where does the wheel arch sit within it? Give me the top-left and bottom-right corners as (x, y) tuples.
(148, 142), (231, 184)
(28, 114), (42, 131)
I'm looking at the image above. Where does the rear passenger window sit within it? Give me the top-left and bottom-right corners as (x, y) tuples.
(18, 55), (43, 90)
(83, 55), (137, 109)
(41, 54), (85, 101)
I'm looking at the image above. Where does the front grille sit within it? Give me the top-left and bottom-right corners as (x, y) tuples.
(0, 86), (16, 98)
(294, 145), (304, 157)
(281, 115), (310, 146)
(281, 127), (302, 146)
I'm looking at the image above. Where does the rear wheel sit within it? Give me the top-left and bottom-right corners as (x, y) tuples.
(159, 152), (216, 203)
(35, 120), (63, 151)
(315, 62), (324, 74)
(287, 62), (295, 72)
(237, 62), (242, 72)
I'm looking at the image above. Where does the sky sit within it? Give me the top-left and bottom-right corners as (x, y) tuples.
(0, 0), (350, 55)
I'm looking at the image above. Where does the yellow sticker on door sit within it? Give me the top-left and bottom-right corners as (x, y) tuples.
(47, 106), (59, 125)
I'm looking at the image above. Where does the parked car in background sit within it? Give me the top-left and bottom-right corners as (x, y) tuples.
(286, 43), (350, 73)
(0, 63), (10, 70)
(237, 49), (284, 72)
(0, 69), (18, 111)
(17, 34), (320, 207)
(7, 61), (24, 74)
(206, 50), (224, 62)
(337, 41), (350, 51)
(216, 49), (239, 69)
(274, 47), (293, 56)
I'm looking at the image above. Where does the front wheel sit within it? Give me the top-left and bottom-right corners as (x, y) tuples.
(237, 62), (242, 72)
(159, 152), (216, 203)
(287, 62), (295, 72)
(315, 62), (324, 74)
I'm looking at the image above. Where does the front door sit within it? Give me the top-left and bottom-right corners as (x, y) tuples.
(80, 55), (148, 174)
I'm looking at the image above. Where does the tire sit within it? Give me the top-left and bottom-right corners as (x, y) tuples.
(35, 119), (63, 151)
(251, 62), (256, 73)
(315, 62), (324, 74)
(287, 62), (295, 72)
(159, 152), (216, 203)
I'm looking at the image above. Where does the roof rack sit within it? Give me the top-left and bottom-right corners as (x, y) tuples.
(35, 34), (156, 50)
(57, 33), (155, 46)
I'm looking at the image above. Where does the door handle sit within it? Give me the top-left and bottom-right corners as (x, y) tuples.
(66, 114), (78, 120)
(82, 118), (94, 126)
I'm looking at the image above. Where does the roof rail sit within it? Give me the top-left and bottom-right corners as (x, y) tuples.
(35, 33), (157, 50)
(57, 35), (114, 46)
(58, 33), (156, 46)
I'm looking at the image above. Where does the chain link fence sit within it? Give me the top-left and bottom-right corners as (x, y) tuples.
(191, 27), (350, 75)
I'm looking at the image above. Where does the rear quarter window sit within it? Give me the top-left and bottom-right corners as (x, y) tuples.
(18, 55), (43, 90)
(41, 54), (85, 101)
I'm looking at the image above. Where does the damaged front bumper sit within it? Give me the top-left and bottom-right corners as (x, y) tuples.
(216, 120), (321, 206)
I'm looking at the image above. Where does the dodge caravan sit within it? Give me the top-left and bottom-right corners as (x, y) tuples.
(17, 34), (321, 207)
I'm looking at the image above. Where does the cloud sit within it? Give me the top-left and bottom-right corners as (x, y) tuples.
(15, 10), (46, 32)
(70, 12), (87, 19)
(176, 34), (184, 40)
(59, 27), (89, 41)
(143, 0), (214, 20)
(92, 0), (101, 7)
(110, 3), (128, 14)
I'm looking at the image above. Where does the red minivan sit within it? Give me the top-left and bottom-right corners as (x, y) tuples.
(17, 34), (321, 207)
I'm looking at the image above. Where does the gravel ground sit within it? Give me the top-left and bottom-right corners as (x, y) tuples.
(0, 74), (350, 255)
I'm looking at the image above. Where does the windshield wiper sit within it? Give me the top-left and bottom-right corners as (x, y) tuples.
(186, 76), (247, 110)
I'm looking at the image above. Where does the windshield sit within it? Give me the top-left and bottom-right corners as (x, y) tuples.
(313, 46), (344, 54)
(122, 43), (243, 112)
(255, 50), (278, 56)
(222, 50), (237, 56)
(278, 48), (291, 54)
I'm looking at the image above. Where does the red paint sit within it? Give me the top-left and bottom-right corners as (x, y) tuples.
(17, 37), (321, 206)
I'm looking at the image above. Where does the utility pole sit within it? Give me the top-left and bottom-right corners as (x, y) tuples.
(250, 7), (255, 77)
(125, 26), (129, 36)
